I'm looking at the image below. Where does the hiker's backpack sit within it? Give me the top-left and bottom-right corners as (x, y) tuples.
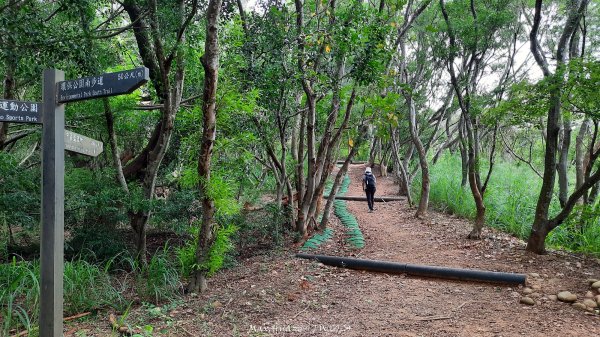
(365, 174), (376, 188)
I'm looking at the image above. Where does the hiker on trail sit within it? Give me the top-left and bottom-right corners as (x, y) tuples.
(362, 167), (376, 212)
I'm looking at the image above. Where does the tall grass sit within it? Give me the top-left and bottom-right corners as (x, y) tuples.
(422, 155), (600, 255)
(0, 257), (130, 336)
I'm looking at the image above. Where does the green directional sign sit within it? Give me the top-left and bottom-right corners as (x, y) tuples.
(64, 130), (104, 157)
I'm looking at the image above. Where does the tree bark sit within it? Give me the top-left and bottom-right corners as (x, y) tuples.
(0, 42), (16, 150)
(123, 0), (194, 261)
(557, 117), (571, 207)
(390, 127), (412, 204)
(103, 99), (129, 193)
(407, 96), (429, 218)
(575, 119), (589, 204)
(188, 0), (222, 294)
(526, 0), (590, 254)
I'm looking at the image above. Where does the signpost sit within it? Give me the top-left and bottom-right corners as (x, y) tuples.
(0, 99), (42, 124)
(57, 67), (149, 103)
(64, 130), (104, 157)
(35, 66), (149, 337)
(40, 69), (65, 337)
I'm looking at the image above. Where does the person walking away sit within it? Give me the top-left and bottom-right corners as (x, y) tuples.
(362, 167), (376, 212)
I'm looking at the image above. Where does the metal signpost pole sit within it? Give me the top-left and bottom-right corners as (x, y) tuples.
(40, 69), (65, 337)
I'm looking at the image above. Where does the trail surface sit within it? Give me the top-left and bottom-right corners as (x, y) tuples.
(70, 164), (600, 336)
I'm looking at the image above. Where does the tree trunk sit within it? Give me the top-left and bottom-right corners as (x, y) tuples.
(575, 119), (589, 203)
(123, 0), (193, 260)
(526, 0), (589, 254)
(459, 120), (468, 187)
(390, 126), (412, 203)
(557, 117), (571, 207)
(188, 0), (222, 294)
(0, 47), (16, 150)
(320, 125), (367, 228)
(103, 99), (129, 193)
(407, 96), (429, 218)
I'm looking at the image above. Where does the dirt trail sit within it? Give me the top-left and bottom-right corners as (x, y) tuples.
(70, 164), (600, 336)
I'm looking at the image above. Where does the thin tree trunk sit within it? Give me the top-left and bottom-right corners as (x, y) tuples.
(557, 117), (571, 207)
(0, 48), (16, 150)
(575, 119), (589, 203)
(123, 0), (194, 260)
(103, 99), (129, 193)
(320, 127), (366, 228)
(407, 96), (429, 217)
(188, 0), (222, 293)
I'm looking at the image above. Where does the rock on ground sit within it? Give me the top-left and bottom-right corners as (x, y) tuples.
(582, 299), (598, 308)
(557, 291), (577, 303)
(520, 297), (535, 305)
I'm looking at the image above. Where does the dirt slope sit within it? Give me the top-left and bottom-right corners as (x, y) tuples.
(68, 164), (600, 337)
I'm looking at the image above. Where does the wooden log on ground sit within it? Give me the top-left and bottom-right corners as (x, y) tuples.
(324, 195), (405, 202)
(336, 160), (367, 164)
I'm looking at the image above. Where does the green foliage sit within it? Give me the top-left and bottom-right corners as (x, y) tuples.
(176, 227), (198, 278)
(490, 79), (551, 125)
(0, 257), (128, 335)
(66, 226), (128, 263)
(332, 175), (365, 248)
(0, 152), (40, 239)
(177, 222), (239, 278)
(564, 58), (600, 118)
(63, 259), (127, 313)
(0, 258), (39, 336)
(234, 204), (291, 255)
(423, 155), (600, 255)
(551, 204), (600, 256)
(152, 189), (199, 233)
(133, 246), (183, 304)
(201, 224), (239, 277)
(301, 228), (334, 250)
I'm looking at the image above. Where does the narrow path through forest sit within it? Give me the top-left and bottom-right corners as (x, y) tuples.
(72, 164), (600, 336)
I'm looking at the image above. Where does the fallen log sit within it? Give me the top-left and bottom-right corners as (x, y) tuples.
(323, 195), (405, 202)
(296, 253), (527, 285)
(336, 160), (367, 164)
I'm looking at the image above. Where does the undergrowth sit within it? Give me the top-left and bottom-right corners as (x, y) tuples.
(0, 248), (183, 336)
(422, 155), (600, 255)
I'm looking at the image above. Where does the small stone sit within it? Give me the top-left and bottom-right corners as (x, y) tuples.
(548, 295), (558, 301)
(586, 279), (599, 285)
(532, 284), (541, 290)
(212, 301), (222, 308)
(585, 291), (594, 298)
(510, 291), (520, 298)
(583, 299), (598, 308)
(576, 262), (582, 268)
(520, 297), (535, 305)
(529, 273), (540, 278)
(573, 302), (587, 311)
(557, 291), (577, 303)
(523, 288), (534, 295)
(591, 281), (600, 289)
(530, 293), (542, 299)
